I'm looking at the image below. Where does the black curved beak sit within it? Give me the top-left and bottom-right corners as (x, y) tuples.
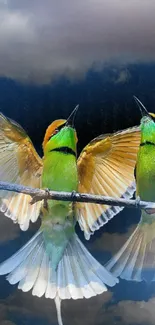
(133, 96), (149, 117)
(66, 104), (79, 127)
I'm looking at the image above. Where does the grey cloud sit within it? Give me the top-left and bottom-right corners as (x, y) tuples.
(107, 297), (155, 325)
(0, 212), (19, 243)
(0, 290), (113, 325)
(114, 69), (131, 84)
(81, 296), (155, 325)
(0, 302), (16, 325)
(4, 289), (155, 325)
(0, 0), (155, 83)
(88, 225), (136, 256)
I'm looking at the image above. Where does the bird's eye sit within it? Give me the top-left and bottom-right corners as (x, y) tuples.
(48, 129), (59, 141)
(53, 129), (59, 135)
(48, 122), (66, 141)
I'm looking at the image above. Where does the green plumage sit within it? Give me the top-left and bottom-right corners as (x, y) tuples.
(0, 109), (119, 325)
(136, 116), (155, 202)
(106, 104), (155, 282)
(41, 126), (78, 269)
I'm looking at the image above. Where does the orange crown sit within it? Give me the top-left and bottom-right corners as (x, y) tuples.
(42, 119), (66, 149)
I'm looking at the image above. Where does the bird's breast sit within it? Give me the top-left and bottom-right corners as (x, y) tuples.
(41, 151), (78, 193)
(136, 146), (155, 201)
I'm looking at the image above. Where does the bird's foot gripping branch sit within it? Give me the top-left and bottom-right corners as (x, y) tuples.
(0, 181), (155, 211)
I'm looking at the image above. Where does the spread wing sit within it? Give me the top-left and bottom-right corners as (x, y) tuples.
(0, 113), (43, 230)
(77, 126), (141, 239)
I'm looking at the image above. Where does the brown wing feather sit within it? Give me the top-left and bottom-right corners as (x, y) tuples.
(0, 113), (43, 230)
(77, 126), (141, 239)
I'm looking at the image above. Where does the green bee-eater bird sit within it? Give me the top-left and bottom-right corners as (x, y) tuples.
(106, 97), (155, 282)
(0, 106), (141, 324)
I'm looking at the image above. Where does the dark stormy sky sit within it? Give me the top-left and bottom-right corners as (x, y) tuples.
(0, 0), (155, 83)
(1, 1), (155, 325)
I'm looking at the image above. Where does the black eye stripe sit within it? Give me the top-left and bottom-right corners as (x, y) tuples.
(50, 146), (76, 156)
(140, 141), (155, 147)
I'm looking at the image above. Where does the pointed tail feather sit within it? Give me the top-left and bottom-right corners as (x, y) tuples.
(0, 230), (118, 325)
(106, 210), (155, 282)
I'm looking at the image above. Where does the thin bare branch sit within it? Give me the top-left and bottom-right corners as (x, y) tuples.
(0, 181), (155, 210)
